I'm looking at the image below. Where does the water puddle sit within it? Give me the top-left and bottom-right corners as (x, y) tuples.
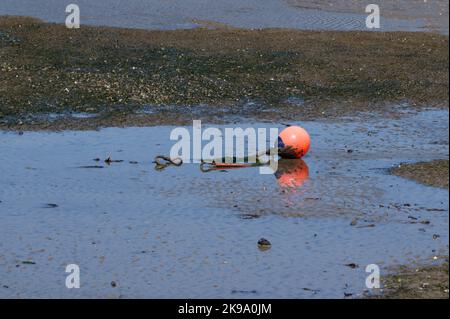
(0, 0), (433, 32)
(0, 109), (448, 298)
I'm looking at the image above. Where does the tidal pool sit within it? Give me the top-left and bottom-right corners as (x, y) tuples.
(0, 109), (448, 298)
(0, 0), (430, 32)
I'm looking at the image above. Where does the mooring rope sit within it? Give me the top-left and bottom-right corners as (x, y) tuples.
(153, 147), (283, 172)
(153, 155), (183, 170)
(199, 147), (280, 172)
(199, 160), (257, 172)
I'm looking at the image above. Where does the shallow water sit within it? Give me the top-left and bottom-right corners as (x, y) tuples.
(0, 109), (448, 298)
(0, 0), (429, 32)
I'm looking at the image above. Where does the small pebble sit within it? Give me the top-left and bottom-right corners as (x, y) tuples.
(257, 238), (271, 250)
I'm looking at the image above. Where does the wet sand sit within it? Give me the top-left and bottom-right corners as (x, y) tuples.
(386, 158), (449, 299)
(1, 16), (448, 131)
(391, 160), (449, 189)
(369, 259), (449, 299)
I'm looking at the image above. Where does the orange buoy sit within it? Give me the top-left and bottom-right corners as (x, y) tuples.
(278, 125), (311, 159)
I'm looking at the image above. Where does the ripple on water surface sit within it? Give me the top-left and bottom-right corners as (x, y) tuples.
(0, 0), (433, 32)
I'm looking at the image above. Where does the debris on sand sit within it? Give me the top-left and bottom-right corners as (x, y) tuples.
(43, 203), (58, 208)
(356, 224), (376, 229)
(105, 157), (124, 165)
(257, 238), (272, 251)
